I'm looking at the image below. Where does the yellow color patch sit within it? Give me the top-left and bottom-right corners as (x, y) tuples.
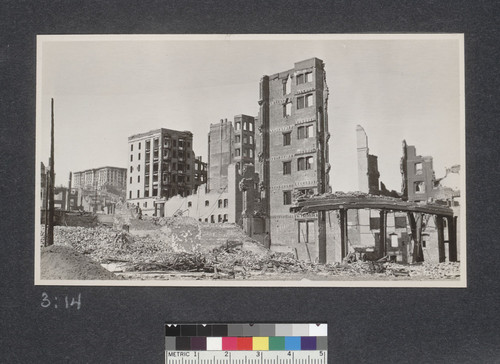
(253, 337), (269, 350)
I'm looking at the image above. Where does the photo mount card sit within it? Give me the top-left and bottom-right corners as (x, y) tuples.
(35, 34), (465, 287)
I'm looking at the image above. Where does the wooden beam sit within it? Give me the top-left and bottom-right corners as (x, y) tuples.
(292, 195), (454, 217)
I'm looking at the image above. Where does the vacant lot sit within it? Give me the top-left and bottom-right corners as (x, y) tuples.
(39, 216), (460, 282)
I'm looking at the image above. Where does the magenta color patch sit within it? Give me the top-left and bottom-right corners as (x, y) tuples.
(222, 337), (238, 350)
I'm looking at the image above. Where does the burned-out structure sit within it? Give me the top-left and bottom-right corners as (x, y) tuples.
(291, 126), (460, 264)
(159, 116), (262, 236)
(127, 128), (204, 215)
(291, 193), (457, 264)
(255, 57), (330, 261)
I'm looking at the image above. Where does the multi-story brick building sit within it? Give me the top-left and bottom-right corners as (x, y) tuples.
(255, 57), (330, 260)
(127, 128), (199, 215)
(73, 166), (127, 191)
(207, 116), (256, 192)
(160, 115), (259, 228)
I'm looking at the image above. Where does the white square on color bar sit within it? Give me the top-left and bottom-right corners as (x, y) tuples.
(207, 337), (222, 350)
(309, 324), (327, 336)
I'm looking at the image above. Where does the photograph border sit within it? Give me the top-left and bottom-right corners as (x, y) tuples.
(35, 33), (466, 288)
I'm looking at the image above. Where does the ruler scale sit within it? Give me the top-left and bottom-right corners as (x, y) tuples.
(165, 323), (327, 364)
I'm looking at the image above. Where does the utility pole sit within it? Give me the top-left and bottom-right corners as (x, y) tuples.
(47, 98), (55, 246)
(44, 167), (49, 245)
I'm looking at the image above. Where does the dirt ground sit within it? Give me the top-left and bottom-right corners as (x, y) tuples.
(40, 245), (118, 280)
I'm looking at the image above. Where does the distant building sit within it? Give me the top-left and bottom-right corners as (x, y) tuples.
(73, 166), (127, 191)
(127, 128), (201, 215)
(255, 57), (330, 260)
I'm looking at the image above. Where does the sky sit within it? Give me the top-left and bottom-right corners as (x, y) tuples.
(37, 34), (464, 192)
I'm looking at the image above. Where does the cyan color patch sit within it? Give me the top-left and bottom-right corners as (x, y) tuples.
(284, 336), (301, 350)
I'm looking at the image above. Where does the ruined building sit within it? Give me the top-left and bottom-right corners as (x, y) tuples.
(356, 125), (380, 195)
(160, 116), (260, 231)
(207, 116), (256, 192)
(193, 156), (208, 191)
(127, 128), (201, 215)
(296, 127), (460, 264)
(255, 57), (330, 260)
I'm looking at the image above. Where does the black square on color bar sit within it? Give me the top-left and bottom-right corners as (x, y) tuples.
(180, 325), (197, 336)
(165, 325), (181, 336)
(197, 325), (212, 336)
(176, 337), (191, 350)
(212, 325), (228, 336)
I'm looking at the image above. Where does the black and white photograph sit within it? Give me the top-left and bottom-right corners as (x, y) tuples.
(36, 34), (465, 286)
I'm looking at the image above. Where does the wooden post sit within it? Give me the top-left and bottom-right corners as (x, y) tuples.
(44, 169), (50, 246)
(339, 208), (348, 260)
(448, 216), (458, 261)
(412, 213), (424, 263)
(47, 98), (55, 246)
(318, 211), (327, 264)
(379, 210), (387, 258)
(436, 215), (446, 262)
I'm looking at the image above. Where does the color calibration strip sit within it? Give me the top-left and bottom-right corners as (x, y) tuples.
(165, 323), (327, 364)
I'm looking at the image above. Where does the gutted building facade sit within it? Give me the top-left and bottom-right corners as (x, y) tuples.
(356, 125), (380, 195)
(127, 128), (199, 215)
(255, 58), (330, 261)
(207, 116), (256, 193)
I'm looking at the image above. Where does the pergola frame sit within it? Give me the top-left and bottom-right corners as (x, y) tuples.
(291, 195), (457, 263)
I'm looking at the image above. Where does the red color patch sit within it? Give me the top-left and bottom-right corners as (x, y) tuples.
(237, 337), (253, 350)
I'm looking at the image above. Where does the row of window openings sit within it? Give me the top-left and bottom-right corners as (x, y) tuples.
(283, 188), (314, 205)
(282, 156), (314, 175)
(235, 121), (254, 132)
(129, 188), (189, 199)
(235, 148), (254, 158)
(283, 94), (314, 117)
(203, 214), (228, 223)
(130, 150), (192, 162)
(283, 72), (313, 95)
(185, 199), (229, 208)
(235, 135), (254, 144)
(131, 138), (192, 152)
(282, 125), (314, 146)
(129, 174), (192, 184)
(130, 162), (191, 174)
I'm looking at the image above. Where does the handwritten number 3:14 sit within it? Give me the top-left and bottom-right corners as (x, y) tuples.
(41, 293), (81, 309)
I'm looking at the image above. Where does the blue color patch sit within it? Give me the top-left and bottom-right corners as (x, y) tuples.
(284, 336), (301, 350)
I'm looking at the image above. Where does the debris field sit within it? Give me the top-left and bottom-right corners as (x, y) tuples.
(40, 216), (460, 281)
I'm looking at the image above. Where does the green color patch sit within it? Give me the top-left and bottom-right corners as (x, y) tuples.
(269, 336), (285, 350)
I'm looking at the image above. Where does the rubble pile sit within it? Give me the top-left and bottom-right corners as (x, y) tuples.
(42, 226), (181, 265)
(384, 261), (460, 279)
(41, 225), (460, 280)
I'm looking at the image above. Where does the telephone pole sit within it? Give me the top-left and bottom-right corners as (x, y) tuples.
(47, 98), (55, 246)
